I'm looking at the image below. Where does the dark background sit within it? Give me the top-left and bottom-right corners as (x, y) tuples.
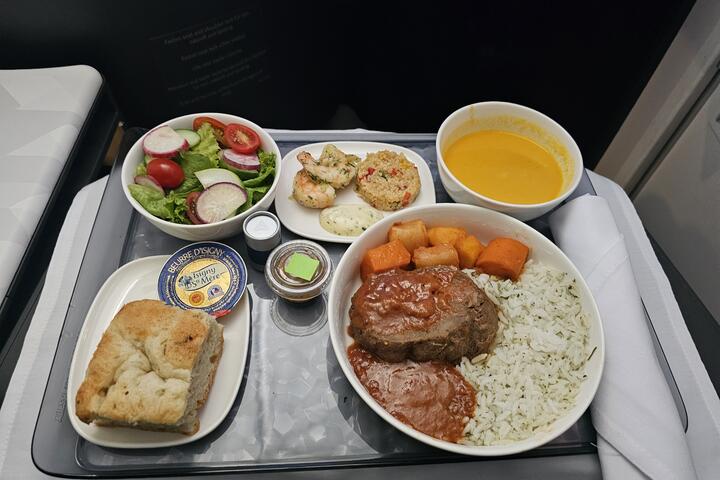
(0, 0), (695, 169)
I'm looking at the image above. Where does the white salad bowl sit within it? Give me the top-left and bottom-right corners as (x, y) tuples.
(121, 112), (282, 241)
(328, 203), (604, 456)
(436, 101), (583, 221)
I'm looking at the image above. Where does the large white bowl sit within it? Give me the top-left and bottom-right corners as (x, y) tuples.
(121, 113), (282, 241)
(328, 203), (604, 456)
(436, 102), (583, 221)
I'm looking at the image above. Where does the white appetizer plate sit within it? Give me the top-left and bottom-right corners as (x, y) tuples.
(66, 255), (250, 448)
(275, 141), (436, 243)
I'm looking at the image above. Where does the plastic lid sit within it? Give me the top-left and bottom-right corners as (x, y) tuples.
(243, 211), (281, 252)
(245, 215), (278, 240)
(265, 240), (332, 302)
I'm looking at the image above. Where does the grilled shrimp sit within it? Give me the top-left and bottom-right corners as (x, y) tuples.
(297, 145), (358, 190)
(292, 169), (335, 209)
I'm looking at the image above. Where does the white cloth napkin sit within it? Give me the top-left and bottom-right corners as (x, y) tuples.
(549, 195), (698, 480)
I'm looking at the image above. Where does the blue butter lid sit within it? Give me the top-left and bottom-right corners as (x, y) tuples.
(158, 241), (247, 317)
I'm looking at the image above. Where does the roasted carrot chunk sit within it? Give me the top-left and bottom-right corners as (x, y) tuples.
(455, 235), (485, 269)
(475, 237), (529, 281)
(413, 244), (460, 269)
(361, 239), (411, 281)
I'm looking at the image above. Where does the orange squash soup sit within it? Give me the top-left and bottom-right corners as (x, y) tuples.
(444, 130), (563, 204)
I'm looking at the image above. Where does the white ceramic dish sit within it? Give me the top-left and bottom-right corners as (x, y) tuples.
(275, 141), (436, 243)
(66, 256), (250, 449)
(121, 113), (282, 241)
(436, 102), (583, 221)
(328, 203), (604, 456)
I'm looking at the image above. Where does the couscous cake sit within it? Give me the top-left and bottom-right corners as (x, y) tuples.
(355, 150), (421, 211)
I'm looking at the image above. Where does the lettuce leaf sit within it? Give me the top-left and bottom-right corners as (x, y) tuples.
(128, 184), (189, 223)
(240, 184), (271, 212)
(168, 123), (222, 197)
(172, 152), (215, 197)
(243, 150), (275, 188)
(190, 123), (220, 168)
(129, 183), (163, 203)
(239, 150), (275, 211)
(167, 191), (191, 224)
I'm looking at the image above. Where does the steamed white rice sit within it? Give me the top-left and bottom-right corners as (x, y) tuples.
(459, 260), (590, 446)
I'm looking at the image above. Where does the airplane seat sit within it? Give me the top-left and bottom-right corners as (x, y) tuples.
(0, 66), (119, 388)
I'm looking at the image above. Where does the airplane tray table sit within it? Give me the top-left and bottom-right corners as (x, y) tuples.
(32, 129), (598, 478)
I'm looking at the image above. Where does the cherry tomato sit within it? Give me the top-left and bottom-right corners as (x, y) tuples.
(192, 116), (226, 131)
(147, 158), (185, 189)
(192, 116), (227, 147)
(185, 191), (204, 225)
(224, 123), (260, 154)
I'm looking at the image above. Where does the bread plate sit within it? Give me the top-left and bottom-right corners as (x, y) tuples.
(328, 203), (604, 456)
(67, 256), (250, 448)
(275, 142), (436, 244)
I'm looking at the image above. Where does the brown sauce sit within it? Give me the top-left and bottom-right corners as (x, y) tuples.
(347, 344), (475, 442)
(350, 266), (459, 336)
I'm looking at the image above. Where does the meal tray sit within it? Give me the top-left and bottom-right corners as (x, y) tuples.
(32, 129), (598, 478)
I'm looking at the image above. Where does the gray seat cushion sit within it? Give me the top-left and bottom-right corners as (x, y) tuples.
(0, 65), (101, 299)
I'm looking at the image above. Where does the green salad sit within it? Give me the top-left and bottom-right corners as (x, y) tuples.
(129, 117), (276, 225)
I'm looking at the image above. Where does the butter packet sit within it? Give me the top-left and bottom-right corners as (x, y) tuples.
(158, 242), (247, 318)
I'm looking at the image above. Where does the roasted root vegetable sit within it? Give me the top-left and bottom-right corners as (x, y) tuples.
(456, 235), (485, 269)
(361, 240), (411, 281)
(475, 237), (529, 280)
(388, 220), (429, 253)
(413, 244), (460, 269)
(428, 227), (467, 247)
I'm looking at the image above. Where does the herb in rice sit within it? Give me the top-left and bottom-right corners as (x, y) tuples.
(458, 260), (590, 446)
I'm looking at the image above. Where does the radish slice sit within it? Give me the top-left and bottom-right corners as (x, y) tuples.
(195, 182), (247, 223)
(143, 126), (189, 157)
(223, 149), (260, 171)
(134, 175), (164, 193)
(195, 168), (242, 189)
(176, 129), (201, 148)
